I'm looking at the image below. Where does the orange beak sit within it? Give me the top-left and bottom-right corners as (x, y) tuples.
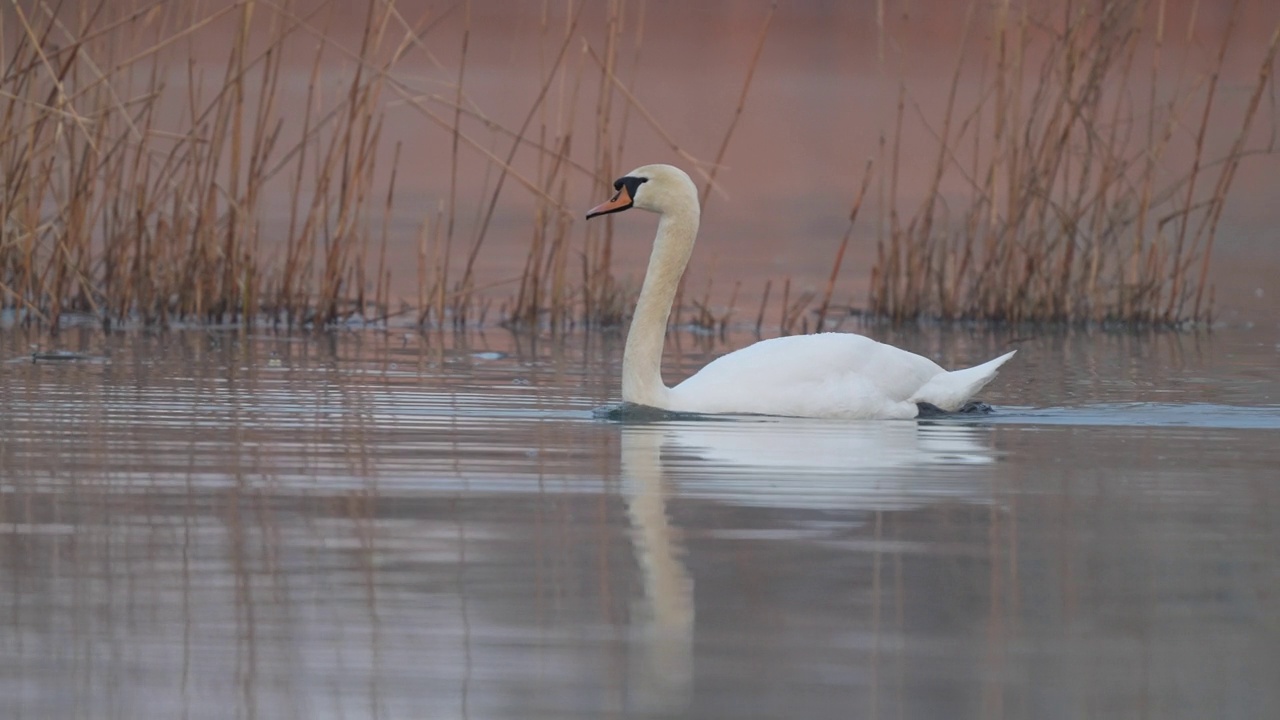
(586, 185), (634, 219)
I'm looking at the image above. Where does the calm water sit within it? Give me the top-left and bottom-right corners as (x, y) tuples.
(1, 325), (1278, 720)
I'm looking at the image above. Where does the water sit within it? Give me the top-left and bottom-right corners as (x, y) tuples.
(1, 326), (1278, 719)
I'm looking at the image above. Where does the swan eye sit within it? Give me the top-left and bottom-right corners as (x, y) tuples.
(613, 175), (649, 196)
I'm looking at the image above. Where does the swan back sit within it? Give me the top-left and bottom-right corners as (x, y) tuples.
(668, 333), (943, 419)
(667, 335), (1016, 419)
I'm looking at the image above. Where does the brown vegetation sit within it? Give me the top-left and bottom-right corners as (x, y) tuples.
(0, 0), (1275, 332)
(868, 0), (1280, 325)
(0, 0), (409, 328)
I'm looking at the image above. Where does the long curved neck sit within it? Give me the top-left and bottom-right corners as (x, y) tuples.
(623, 204), (699, 407)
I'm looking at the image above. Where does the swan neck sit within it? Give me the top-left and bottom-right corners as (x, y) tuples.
(623, 207), (699, 407)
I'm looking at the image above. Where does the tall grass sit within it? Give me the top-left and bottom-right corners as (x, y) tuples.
(0, 0), (404, 328)
(868, 0), (1280, 325)
(1, 0), (1274, 333)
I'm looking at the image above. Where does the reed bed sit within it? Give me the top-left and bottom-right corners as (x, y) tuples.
(0, 0), (405, 328)
(1, 0), (1274, 333)
(0, 0), (779, 332)
(868, 0), (1280, 325)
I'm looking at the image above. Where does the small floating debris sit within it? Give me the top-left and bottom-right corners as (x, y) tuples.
(29, 349), (105, 364)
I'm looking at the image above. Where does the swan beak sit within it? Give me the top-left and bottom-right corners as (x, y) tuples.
(586, 185), (633, 219)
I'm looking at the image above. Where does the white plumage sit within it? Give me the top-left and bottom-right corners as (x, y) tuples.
(586, 164), (1015, 419)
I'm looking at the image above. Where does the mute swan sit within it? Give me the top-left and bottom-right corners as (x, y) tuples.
(586, 164), (1015, 420)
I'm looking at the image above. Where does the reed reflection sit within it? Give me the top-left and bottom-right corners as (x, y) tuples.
(617, 418), (1000, 717)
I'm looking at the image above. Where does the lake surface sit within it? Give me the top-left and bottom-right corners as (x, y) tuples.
(1, 325), (1277, 719)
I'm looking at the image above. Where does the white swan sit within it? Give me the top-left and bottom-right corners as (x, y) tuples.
(586, 164), (1016, 419)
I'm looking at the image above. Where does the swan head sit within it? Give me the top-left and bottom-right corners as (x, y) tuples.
(586, 164), (698, 219)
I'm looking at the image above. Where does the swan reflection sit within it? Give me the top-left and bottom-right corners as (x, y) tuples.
(655, 418), (998, 510)
(619, 419), (997, 712)
(622, 428), (695, 714)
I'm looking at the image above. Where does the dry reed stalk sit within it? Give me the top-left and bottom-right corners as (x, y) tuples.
(778, 276), (814, 336)
(1189, 23), (1280, 319)
(432, 202), (448, 325)
(443, 0), (470, 323)
(416, 217), (430, 326)
(698, 2), (775, 209)
(457, 2), (587, 328)
(280, 33), (326, 326)
(1163, 0), (1239, 321)
(754, 279), (771, 336)
(575, 0), (632, 330)
(583, 43), (717, 189)
(569, 0), (773, 332)
(495, 0), (586, 331)
(0, 0), (410, 329)
(867, 0), (1277, 326)
(815, 159), (874, 331)
(373, 141), (401, 321)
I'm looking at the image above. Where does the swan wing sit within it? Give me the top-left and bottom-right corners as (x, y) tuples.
(668, 333), (947, 419)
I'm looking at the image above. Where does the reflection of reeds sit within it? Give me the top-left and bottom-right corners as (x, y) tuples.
(869, 0), (1280, 325)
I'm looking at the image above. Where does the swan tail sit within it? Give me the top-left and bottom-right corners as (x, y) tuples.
(909, 350), (1017, 411)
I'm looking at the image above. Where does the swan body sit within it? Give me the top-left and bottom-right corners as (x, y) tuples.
(586, 164), (1015, 420)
